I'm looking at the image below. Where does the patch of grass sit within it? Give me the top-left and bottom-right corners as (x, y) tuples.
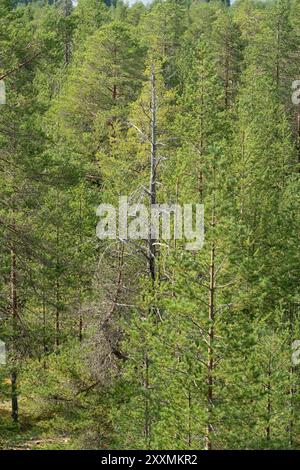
(0, 400), (77, 450)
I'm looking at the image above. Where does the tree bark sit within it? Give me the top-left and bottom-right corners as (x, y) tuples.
(55, 224), (60, 349)
(64, 0), (72, 65)
(205, 241), (215, 450)
(10, 246), (18, 423)
(149, 64), (157, 285)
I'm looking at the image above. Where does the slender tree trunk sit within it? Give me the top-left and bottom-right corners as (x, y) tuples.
(42, 288), (48, 369)
(204, 154), (217, 449)
(113, 84), (117, 101)
(288, 303), (295, 447)
(275, 23), (280, 89)
(10, 246), (18, 423)
(55, 279), (60, 348)
(64, 0), (72, 65)
(55, 225), (60, 349)
(266, 360), (272, 443)
(188, 387), (192, 448)
(197, 59), (204, 204)
(144, 353), (151, 448)
(297, 107), (300, 167)
(149, 64), (157, 285)
(78, 297), (83, 342)
(78, 189), (83, 342)
(205, 241), (215, 450)
(224, 44), (230, 109)
(143, 63), (159, 450)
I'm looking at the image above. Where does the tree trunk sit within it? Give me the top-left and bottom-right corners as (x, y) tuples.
(149, 64), (157, 285)
(266, 360), (272, 442)
(64, 0), (72, 66)
(55, 225), (60, 349)
(144, 352), (151, 448)
(10, 246), (18, 423)
(78, 190), (83, 342)
(143, 63), (159, 450)
(205, 241), (215, 450)
(297, 108), (300, 167)
(288, 303), (296, 447)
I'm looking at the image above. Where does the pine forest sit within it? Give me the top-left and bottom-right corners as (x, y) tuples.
(1, 0), (300, 451)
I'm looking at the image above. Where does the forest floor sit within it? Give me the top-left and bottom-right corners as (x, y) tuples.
(0, 400), (72, 450)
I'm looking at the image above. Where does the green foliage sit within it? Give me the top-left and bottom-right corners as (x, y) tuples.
(1, 0), (300, 451)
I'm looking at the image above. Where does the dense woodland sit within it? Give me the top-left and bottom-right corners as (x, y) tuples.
(0, 0), (300, 450)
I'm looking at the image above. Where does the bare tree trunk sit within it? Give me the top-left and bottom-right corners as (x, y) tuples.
(78, 295), (83, 342)
(275, 23), (280, 89)
(205, 241), (215, 450)
(288, 303), (295, 447)
(55, 225), (60, 349)
(224, 45), (230, 109)
(64, 0), (72, 65)
(266, 360), (272, 443)
(204, 158), (217, 449)
(297, 107), (300, 167)
(143, 63), (159, 450)
(10, 246), (18, 423)
(144, 353), (151, 448)
(188, 387), (192, 448)
(149, 64), (157, 285)
(55, 279), (60, 348)
(42, 287), (48, 369)
(78, 190), (83, 342)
